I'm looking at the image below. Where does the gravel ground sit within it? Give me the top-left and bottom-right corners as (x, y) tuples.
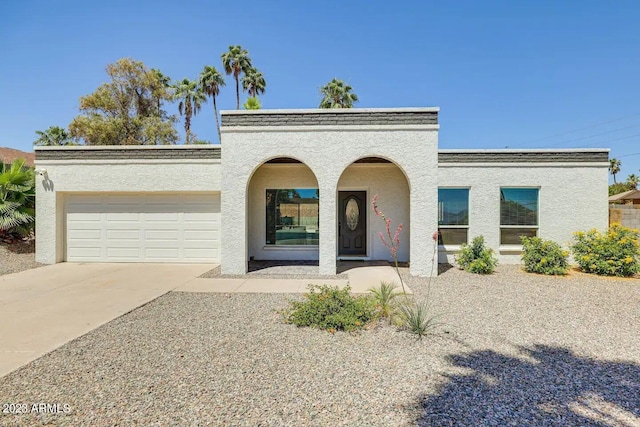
(1, 265), (639, 426)
(0, 240), (43, 276)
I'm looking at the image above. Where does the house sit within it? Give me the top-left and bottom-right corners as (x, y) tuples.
(609, 189), (640, 205)
(34, 108), (610, 276)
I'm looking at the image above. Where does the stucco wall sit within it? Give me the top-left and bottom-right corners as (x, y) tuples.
(437, 163), (609, 264)
(35, 159), (222, 264)
(338, 164), (410, 261)
(220, 115), (439, 276)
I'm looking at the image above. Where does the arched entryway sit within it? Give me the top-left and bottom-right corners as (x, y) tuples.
(336, 157), (410, 262)
(246, 157), (320, 263)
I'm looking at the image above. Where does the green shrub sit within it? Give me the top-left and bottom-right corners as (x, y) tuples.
(396, 297), (441, 339)
(572, 224), (640, 277)
(456, 235), (498, 274)
(283, 285), (377, 332)
(368, 281), (401, 320)
(521, 236), (569, 275)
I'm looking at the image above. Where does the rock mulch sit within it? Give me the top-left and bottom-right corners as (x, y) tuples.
(0, 265), (638, 426)
(0, 240), (43, 276)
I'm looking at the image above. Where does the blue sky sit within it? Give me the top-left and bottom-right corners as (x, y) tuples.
(1, 0), (639, 181)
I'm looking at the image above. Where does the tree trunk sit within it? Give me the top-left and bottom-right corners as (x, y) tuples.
(213, 96), (221, 143)
(235, 76), (240, 110)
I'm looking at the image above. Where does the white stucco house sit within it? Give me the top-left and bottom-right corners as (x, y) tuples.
(34, 108), (610, 276)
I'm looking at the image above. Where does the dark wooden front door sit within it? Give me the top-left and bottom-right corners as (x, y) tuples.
(338, 191), (367, 256)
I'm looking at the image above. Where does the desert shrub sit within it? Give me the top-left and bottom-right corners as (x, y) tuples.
(521, 236), (569, 275)
(369, 281), (401, 321)
(396, 297), (441, 339)
(283, 285), (377, 332)
(456, 235), (498, 274)
(572, 224), (640, 277)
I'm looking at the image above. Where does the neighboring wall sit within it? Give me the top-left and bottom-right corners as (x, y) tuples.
(438, 149), (609, 264)
(609, 204), (640, 229)
(34, 146), (222, 264)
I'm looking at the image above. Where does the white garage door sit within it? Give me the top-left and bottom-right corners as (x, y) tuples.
(66, 193), (220, 263)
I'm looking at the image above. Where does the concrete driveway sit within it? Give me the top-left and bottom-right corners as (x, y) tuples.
(0, 262), (212, 377)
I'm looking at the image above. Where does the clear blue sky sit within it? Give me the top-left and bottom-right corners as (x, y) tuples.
(1, 0), (639, 181)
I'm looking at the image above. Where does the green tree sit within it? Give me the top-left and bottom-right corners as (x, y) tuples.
(0, 159), (35, 237)
(609, 182), (634, 196)
(626, 173), (639, 189)
(243, 96), (261, 110)
(242, 67), (266, 98)
(609, 158), (621, 184)
(198, 65), (226, 142)
(319, 78), (359, 108)
(221, 45), (252, 110)
(69, 58), (178, 145)
(34, 126), (73, 146)
(173, 78), (206, 144)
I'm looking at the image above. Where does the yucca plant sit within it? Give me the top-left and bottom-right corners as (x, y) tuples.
(396, 297), (442, 339)
(0, 159), (35, 237)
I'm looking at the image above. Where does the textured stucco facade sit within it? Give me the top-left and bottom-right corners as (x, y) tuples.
(34, 146), (221, 264)
(437, 149), (609, 264)
(34, 108), (610, 278)
(220, 108), (439, 276)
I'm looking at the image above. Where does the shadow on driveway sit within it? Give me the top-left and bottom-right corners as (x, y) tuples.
(417, 344), (640, 426)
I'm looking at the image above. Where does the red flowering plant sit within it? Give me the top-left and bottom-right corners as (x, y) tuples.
(372, 194), (406, 293)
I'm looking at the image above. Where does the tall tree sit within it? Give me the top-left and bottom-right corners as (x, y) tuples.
(198, 65), (226, 142)
(242, 67), (266, 98)
(69, 58), (178, 145)
(319, 78), (359, 108)
(150, 68), (172, 114)
(243, 97), (261, 110)
(626, 173), (639, 189)
(34, 126), (72, 146)
(609, 158), (622, 184)
(221, 45), (252, 110)
(173, 78), (206, 144)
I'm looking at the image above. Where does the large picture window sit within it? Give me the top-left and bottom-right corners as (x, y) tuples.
(438, 188), (469, 246)
(500, 188), (539, 245)
(266, 189), (319, 246)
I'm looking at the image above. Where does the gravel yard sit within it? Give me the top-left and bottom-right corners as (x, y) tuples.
(0, 240), (43, 276)
(1, 266), (639, 426)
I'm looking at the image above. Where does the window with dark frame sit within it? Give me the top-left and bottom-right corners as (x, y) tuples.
(265, 189), (319, 246)
(438, 188), (469, 246)
(500, 187), (539, 245)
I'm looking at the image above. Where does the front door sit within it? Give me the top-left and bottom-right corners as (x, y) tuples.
(338, 191), (367, 256)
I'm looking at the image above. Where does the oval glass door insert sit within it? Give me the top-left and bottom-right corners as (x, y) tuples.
(346, 198), (359, 231)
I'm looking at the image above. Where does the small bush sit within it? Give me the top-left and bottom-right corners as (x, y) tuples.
(369, 281), (401, 320)
(456, 235), (498, 274)
(521, 236), (569, 275)
(396, 297), (441, 339)
(572, 224), (640, 277)
(283, 285), (377, 332)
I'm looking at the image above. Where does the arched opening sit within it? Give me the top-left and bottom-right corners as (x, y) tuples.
(246, 157), (320, 270)
(336, 156), (410, 267)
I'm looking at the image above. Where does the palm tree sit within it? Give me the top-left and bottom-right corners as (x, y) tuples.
(242, 67), (266, 98)
(609, 158), (622, 184)
(626, 173), (639, 189)
(319, 78), (359, 108)
(221, 45), (252, 110)
(150, 68), (172, 114)
(34, 126), (72, 146)
(0, 159), (35, 237)
(198, 66), (226, 142)
(173, 78), (206, 144)
(243, 97), (261, 110)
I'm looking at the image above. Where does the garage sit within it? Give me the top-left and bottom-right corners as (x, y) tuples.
(65, 193), (220, 263)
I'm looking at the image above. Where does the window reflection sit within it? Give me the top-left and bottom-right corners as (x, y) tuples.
(266, 189), (319, 245)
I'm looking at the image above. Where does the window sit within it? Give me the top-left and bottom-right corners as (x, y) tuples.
(266, 189), (319, 246)
(438, 188), (469, 246)
(500, 188), (539, 245)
